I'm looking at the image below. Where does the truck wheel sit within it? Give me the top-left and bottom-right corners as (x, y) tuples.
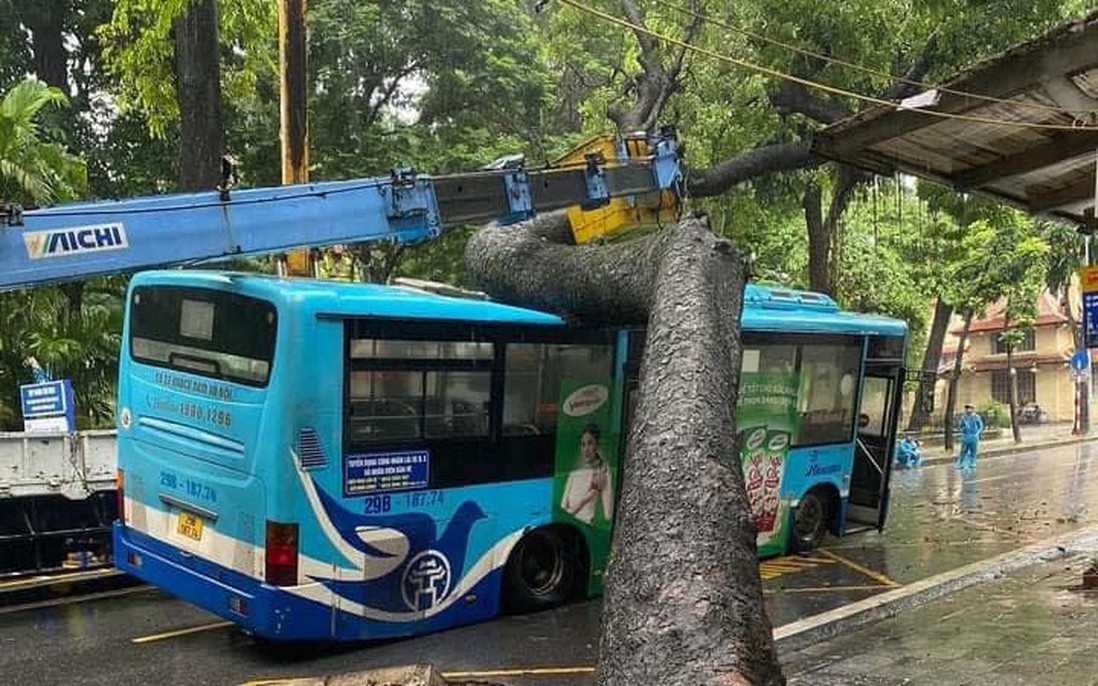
(502, 528), (576, 612)
(791, 490), (829, 552)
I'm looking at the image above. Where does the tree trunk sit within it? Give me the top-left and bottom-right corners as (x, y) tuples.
(23, 3), (68, 95)
(172, 0), (222, 191)
(1063, 289), (1088, 434)
(465, 212), (784, 686)
(944, 311), (973, 452)
(1006, 341), (1022, 443)
(907, 300), (953, 432)
(804, 181), (829, 294)
(24, 3), (87, 321)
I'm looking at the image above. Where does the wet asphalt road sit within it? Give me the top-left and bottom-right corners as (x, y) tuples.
(3, 441), (1098, 686)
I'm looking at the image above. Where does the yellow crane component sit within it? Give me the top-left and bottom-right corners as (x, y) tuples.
(556, 133), (679, 245)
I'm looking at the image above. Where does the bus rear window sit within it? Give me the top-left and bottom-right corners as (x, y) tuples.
(129, 286), (277, 387)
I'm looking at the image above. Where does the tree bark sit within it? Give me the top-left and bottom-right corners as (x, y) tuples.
(1005, 329), (1022, 443)
(944, 311), (973, 452)
(22, 3), (88, 320)
(803, 180), (829, 294)
(907, 299), (953, 432)
(686, 141), (822, 198)
(172, 0), (222, 191)
(23, 2), (68, 96)
(465, 212), (784, 686)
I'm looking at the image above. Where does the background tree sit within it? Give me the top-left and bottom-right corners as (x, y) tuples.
(944, 215), (1049, 447)
(0, 78), (121, 428)
(0, 80), (86, 206)
(539, 0), (1082, 295)
(99, 0), (275, 189)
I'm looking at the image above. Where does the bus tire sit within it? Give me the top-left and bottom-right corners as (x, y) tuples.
(502, 527), (577, 613)
(791, 489), (829, 552)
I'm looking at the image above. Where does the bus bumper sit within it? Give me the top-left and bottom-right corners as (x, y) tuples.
(112, 523), (332, 640)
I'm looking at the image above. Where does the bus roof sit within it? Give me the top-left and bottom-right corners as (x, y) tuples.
(130, 272), (906, 336)
(129, 270), (565, 326)
(742, 284), (907, 337)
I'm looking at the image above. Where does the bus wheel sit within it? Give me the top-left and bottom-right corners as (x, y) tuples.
(791, 490), (829, 552)
(503, 527), (576, 612)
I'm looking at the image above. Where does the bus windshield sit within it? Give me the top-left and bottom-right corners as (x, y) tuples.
(128, 285), (277, 387)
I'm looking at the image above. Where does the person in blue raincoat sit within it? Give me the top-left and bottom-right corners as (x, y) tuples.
(956, 404), (984, 470)
(895, 433), (922, 468)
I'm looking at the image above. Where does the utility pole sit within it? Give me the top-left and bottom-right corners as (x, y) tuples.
(277, 0), (314, 277)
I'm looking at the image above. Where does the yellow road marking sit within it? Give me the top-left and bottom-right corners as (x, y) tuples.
(816, 548), (901, 588)
(131, 620), (235, 644)
(757, 553), (837, 580)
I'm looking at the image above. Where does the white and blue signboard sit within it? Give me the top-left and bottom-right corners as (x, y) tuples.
(20, 379), (75, 433)
(344, 449), (430, 495)
(1085, 292), (1098, 349)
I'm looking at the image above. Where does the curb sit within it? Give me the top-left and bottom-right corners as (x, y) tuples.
(772, 525), (1098, 653)
(914, 434), (1098, 468)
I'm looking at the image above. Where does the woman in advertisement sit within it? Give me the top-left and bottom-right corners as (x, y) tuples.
(561, 422), (614, 527)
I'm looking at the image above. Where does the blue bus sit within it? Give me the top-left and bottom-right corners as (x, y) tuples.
(113, 271), (906, 640)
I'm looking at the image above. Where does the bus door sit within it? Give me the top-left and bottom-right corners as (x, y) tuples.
(847, 353), (904, 530)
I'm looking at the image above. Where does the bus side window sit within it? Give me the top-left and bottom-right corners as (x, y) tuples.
(503, 342), (614, 437)
(346, 337), (496, 445)
(349, 370), (423, 442)
(423, 371), (490, 439)
(795, 341), (862, 446)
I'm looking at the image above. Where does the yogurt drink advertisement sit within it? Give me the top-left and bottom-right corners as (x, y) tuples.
(736, 370), (799, 557)
(554, 378), (621, 590)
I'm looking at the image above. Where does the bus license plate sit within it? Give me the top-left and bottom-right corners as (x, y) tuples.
(177, 512), (204, 541)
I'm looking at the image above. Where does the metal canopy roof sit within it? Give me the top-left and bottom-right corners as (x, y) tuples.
(812, 10), (1098, 226)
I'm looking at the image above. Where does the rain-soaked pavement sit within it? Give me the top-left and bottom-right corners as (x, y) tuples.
(2, 441), (1097, 686)
(784, 554), (1098, 685)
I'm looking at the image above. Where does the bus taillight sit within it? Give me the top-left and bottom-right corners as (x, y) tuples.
(116, 469), (126, 523)
(265, 521), (299, 586)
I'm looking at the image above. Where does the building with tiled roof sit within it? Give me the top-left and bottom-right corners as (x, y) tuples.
(934, 288), (1079, 423)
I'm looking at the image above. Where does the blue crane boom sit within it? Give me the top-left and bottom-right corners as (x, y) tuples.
(0, 129), (681, 290)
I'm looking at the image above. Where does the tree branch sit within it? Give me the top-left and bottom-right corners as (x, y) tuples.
(620, 0), (659, 73)
(464, 211), (666, 324)
(365, 61), (421, 128)
(685, 140), (823, 197)
(825, 164), (871, 229)
(768, 81), (851, 125)
(885, 31), (939, 101)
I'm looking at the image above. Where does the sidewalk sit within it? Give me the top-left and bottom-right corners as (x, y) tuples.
(908, 422), (1097, 468)
(784, 544), (1098, 685)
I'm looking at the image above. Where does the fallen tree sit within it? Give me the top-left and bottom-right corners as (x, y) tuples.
(465, 211), (785, 686)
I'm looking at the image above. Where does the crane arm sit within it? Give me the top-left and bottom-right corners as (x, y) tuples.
(0, 129), (681, 290)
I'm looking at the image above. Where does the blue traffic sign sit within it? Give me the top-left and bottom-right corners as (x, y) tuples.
(1072, 350), (1090, 371)
(1085, 292), (1098, 349)
(19, 379), (75, 432)
(20, 380), (68, 417)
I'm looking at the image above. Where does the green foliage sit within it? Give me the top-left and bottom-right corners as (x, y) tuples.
(952, 214), (1049, 324)
(98, 0), (276, 137)
(0, 80), (87, 205)
(977, 399), (1006, 429)
(0, 278), (124, 429)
